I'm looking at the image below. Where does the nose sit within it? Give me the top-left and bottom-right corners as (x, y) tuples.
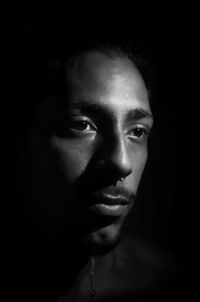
(100, 130), (133, 180)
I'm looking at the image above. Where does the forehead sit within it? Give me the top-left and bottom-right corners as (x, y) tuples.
(67, 51), (150, 110)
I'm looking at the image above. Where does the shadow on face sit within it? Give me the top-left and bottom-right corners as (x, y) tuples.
(18, 51), (153, 254)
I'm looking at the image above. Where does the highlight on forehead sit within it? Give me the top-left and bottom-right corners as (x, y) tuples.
(48, 44), (153, 103)
(65, 50), (147, 99)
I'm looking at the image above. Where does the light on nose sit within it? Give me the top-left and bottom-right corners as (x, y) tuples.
(105, 133), (133, 179)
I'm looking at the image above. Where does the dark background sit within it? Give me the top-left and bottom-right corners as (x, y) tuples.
(5, 7), (194, 298)
(6, 14), (179, 248)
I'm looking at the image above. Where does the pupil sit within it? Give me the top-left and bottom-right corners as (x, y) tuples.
(78, 121), (88, 130)
(135, 128), (142, 136)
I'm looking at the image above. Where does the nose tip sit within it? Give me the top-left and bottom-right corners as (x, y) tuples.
(109, 146), (132, 179)
(102, 134), (133, 180)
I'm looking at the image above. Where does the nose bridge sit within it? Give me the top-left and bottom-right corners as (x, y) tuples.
(105, 127), (133, 177)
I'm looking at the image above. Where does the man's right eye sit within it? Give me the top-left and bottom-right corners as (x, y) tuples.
(69, 119), (97, 132)
(57, 116), (97, 136)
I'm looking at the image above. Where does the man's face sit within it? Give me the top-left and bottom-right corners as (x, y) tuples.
(24, 52), (153, 254)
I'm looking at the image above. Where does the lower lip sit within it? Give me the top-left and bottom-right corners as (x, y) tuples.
(90, 203), (128, 217)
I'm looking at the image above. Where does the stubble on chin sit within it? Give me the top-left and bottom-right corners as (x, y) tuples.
(80, 226), (124, 256)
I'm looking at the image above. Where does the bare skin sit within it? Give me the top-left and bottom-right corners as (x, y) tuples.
(18, 52), (154, 300)
(22, 52), (153, 254)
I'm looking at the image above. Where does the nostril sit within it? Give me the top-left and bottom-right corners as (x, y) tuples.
(102, 152), (133, 181)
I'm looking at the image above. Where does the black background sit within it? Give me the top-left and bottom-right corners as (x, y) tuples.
(5, 6), (195, 299)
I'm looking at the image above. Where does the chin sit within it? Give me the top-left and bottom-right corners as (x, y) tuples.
(81, 223), (123, 256)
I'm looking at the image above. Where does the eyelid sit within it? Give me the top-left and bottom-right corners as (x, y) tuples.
(125, 124), (150, 140)
(126, 123), (150, 133)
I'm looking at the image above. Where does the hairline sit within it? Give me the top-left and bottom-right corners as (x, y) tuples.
(61, 45), (152, 102)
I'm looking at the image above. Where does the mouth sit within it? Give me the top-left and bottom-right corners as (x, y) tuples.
(87, 192), (131, 217)
(91, 203), (128, 216)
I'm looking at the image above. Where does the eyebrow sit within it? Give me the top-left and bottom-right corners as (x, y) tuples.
(126, 108), (153, 121)
(67, 100), (153, 121)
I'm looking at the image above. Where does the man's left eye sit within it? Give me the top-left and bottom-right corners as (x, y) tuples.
(127, 126), (148, 141)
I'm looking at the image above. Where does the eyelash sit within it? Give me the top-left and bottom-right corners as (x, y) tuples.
(59, 117), (150, 142)
(126, 126), (149, 141)
(60, 117), (97, 134)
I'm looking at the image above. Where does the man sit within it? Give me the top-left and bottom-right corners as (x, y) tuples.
(12, 36), (175, 301)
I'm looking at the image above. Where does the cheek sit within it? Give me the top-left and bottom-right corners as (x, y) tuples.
(128, 147), (148, 189)
(50, 136), (94, 183)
